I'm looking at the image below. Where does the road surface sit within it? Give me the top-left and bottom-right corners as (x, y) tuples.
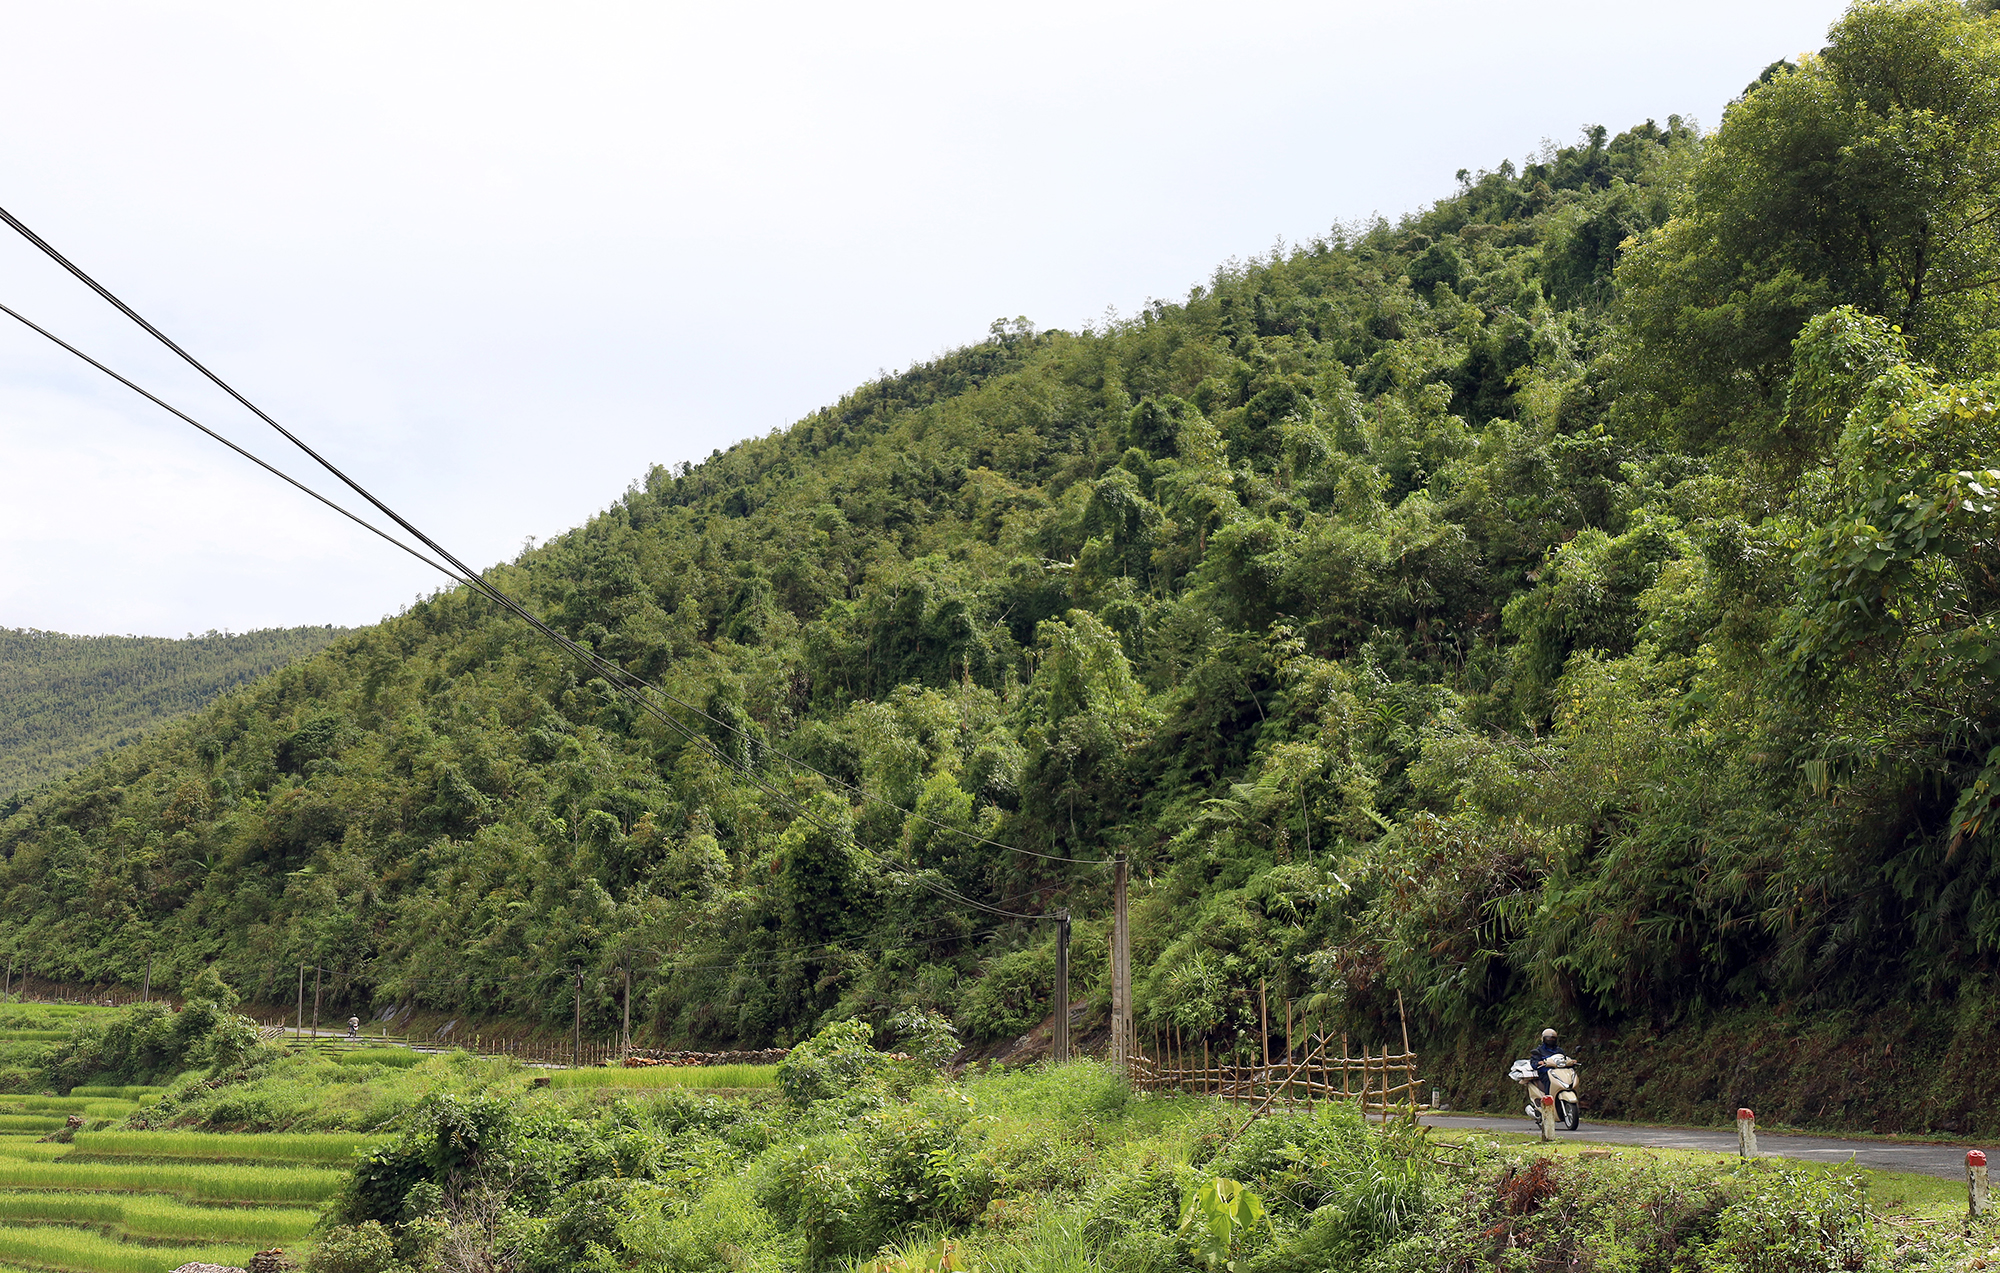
(1421, 1114), (1988, 1181)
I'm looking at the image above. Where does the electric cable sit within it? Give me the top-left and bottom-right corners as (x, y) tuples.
(0, 302), (459, 585)
(0, 206), (1098, 931)
(0, 201), (1104, 868)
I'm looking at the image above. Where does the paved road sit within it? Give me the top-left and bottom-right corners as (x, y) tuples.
(1420, 1114), (1989, 1181)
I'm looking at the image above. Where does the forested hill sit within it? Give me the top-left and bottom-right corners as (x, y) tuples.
(0, 626), (345, 801)
(4, 1), (1999, 1128)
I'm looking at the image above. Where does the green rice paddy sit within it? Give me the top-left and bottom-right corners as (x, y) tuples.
(69, 1130), (378, 1165)
(330, 1046), (425, 1068)
(0, 1158), (342, 1204)
(0, 1226), (263, 1273)
(543, 1062), (778, 1089)
(0, 1192), (316, 1243)
(0, 1007), (772, 1271)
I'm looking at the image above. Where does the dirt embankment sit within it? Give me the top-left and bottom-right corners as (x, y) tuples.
(1425, 997), (2000, 1138)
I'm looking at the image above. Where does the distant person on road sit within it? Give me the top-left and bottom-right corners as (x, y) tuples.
(1529, 1028), (1564, 1095)
(347, 1016), (360, 1040)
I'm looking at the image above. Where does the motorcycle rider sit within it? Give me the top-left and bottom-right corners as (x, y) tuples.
(1528, 1027), (1564, 1096)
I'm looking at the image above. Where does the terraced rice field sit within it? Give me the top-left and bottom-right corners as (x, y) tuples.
(544, 1061), (779, 1089)
(0, 1001), (785, 1270)
(0, 1004), (335, 1272)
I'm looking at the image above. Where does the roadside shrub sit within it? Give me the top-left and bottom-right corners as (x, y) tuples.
(777, 1018), (892, 1107)
(955, 942), (1054, 1042)
(306, 1221), (403, 1273)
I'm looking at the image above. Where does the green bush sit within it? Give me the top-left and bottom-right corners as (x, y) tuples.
(36, 985), (258, 1092)
(776, 1018), (892, 1107)
(306, 1221), (404, 1273)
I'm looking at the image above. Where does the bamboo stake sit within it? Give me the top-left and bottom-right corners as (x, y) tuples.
(1341, 1033), (1351, 1100)
(1397, 990), (1416, 1117)
(1260, 978), (1270, 1070)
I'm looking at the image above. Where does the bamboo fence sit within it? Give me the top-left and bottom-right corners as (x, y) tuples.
(1132, 1031), (1430, 1123)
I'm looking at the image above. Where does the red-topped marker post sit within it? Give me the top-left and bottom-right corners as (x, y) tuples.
(1539, 1094), (1556, 1141)
(1969, 1150), (1989, 1218)
(1736, 1108), (1758, 1158)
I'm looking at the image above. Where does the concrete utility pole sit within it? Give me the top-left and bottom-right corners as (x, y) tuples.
(1052, 911), (1071, 1064)
(621, 959), (632, 1060)
(311, 965), (322, 1039)
(572, 969), (583, 1069)
(296, 964), (306, 1040)
(142, 956), (153, 1004)
(1112, 856), (1131, 1074)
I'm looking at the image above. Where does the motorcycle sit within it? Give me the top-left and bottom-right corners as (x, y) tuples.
(1508, 1054), (1581, 1131)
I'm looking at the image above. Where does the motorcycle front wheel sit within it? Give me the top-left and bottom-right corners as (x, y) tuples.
(1560, 1101), (1580, 1132)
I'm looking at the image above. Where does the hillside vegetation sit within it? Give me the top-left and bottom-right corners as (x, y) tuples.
(0, 625), (345, 800)
(4, 1), (2000, 1132)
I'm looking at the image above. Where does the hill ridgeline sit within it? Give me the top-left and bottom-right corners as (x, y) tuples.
(5, 0), (2000, 1133)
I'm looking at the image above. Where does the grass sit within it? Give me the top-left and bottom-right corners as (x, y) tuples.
(0, 1031), (66, 1043)
(0, 1140), (79, 1162)
(70, 1129), (380, 1165)
(542, 1063), (778, 1090)
(0, 1224), (258, 1273)
(0, 1159), (344, 1204)
(0, 1192), (316, 1243)
(63, 1087), (163, 1101)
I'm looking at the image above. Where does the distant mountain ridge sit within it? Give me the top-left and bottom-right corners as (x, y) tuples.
(0, 626), (346, 800)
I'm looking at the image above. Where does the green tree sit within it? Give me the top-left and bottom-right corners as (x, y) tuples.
(1617, 0), (2000, 456)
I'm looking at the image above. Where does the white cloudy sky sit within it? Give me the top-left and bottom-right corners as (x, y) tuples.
(0, 0), (1847, 637)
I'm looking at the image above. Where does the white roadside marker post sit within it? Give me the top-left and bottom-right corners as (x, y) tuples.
(1539, 1094), (1555, 1141)
(1969, 1150), (1989, 1219)
(1736, 1108), (1758, 1158)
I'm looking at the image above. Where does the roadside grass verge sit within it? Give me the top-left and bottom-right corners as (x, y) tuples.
(0, 1192), (316, 1243)
(0, 1224), (254, 1273)
(70, 1130), (378, 1165)
(542, 1063), (777, 1090)
(1444, 1131), (1978, 1222)
(0, 1159), (343, 1204)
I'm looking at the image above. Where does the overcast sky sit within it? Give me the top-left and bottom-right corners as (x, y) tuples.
(0, 0), (1849, 638)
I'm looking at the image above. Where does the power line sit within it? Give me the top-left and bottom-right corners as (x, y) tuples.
(0, 201), (1106, 869)
(0, 303), (457, 584)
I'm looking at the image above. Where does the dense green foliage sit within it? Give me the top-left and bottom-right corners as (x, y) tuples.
(0, 623), (345, 799)
(299, 1038), (1943, 1273)
(3, 1), (2000, 1123)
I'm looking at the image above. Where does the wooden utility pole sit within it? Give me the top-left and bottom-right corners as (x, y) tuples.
(296, 964), (306, 1041)
(1111, 856), (1131, 1074)
(1052, 911), (1071, 1064)
(621, 959), (632, 1061)
(572, 969), (583, 1069)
